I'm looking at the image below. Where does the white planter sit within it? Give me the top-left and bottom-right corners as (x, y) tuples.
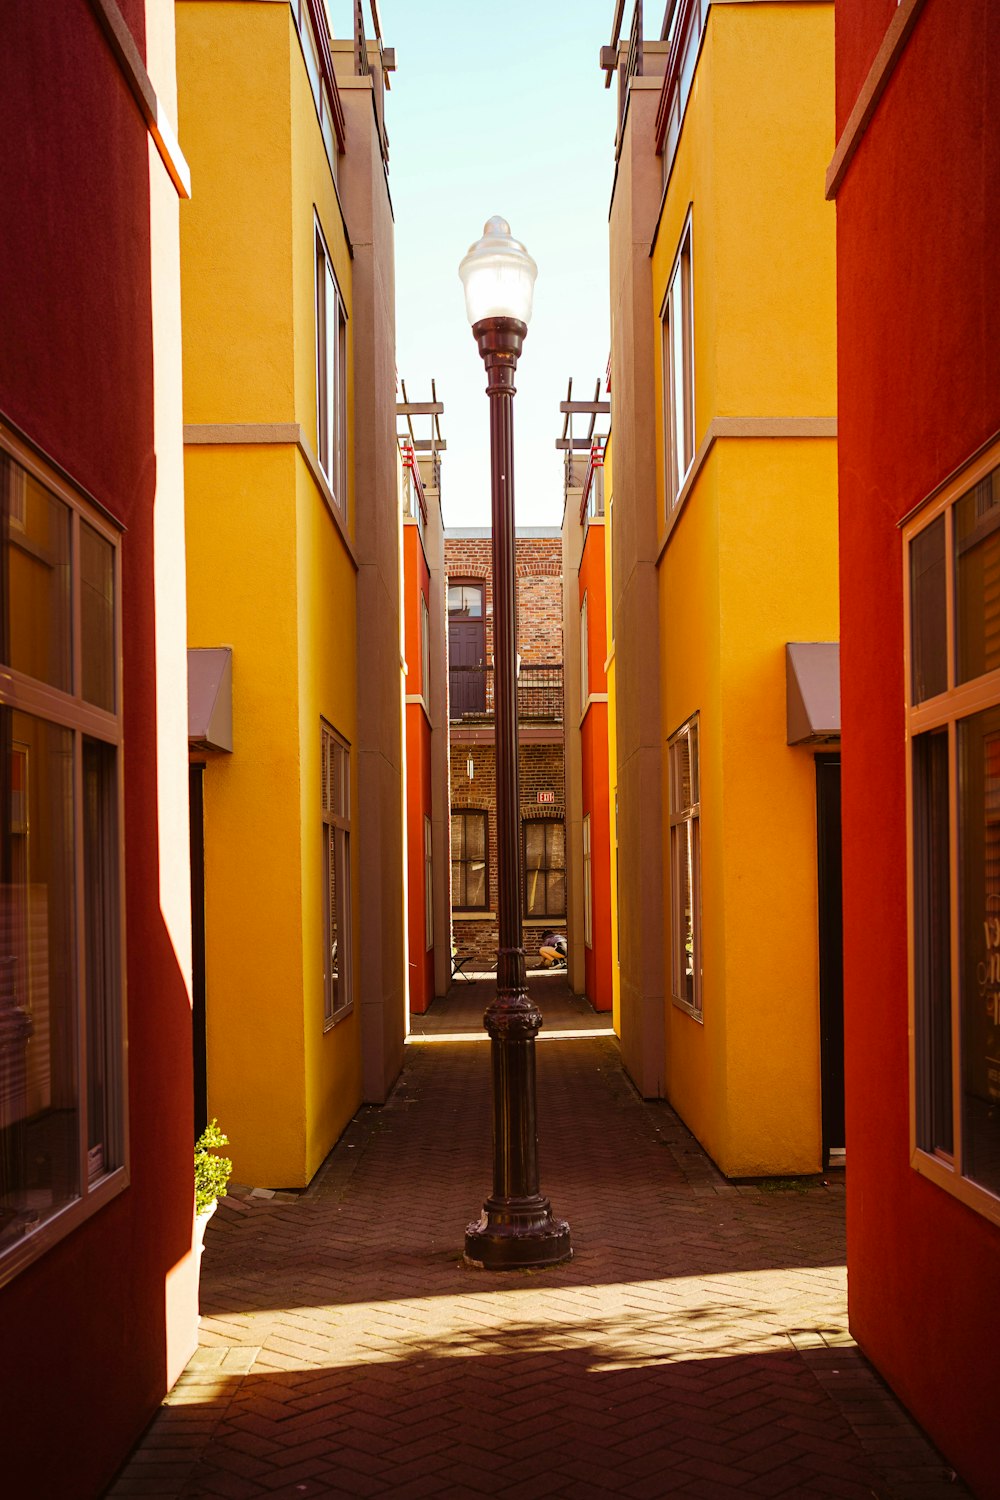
(193, 1199), (217, 1262)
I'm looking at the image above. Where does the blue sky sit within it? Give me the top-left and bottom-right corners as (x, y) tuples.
(328, 2), (618, 528)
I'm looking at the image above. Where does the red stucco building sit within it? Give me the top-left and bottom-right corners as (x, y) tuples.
(832, 3), (1000, 1493)
(400, 434), (450, 1016)
(0, 4), (197, 1491)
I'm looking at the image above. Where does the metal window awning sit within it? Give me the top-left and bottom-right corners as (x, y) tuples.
(188, 647), (233, 753)
(786, 642), (840, 746)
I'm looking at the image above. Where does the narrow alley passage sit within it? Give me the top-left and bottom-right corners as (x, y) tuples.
(111, 980), (961, 1500)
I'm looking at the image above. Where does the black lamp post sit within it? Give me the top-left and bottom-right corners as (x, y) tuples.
(459, 217), (572, 1270)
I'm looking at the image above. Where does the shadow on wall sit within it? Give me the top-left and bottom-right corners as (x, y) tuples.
(0, 6), (196, 1495)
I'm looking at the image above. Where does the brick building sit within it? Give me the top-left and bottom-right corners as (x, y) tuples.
(447, 529), (566, 969)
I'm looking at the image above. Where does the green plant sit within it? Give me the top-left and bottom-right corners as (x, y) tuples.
(194, 1119), (233, 1216)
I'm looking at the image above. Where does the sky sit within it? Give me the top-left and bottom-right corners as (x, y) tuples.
(328, 1), (619, 530)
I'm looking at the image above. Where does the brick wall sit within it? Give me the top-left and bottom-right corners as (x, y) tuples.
(444, 533), (563, 665)
(446, 532), (566, 971)
(450, 741), (567, 968)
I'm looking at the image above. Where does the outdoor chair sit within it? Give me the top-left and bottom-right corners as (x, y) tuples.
(451, 948), (476, 984)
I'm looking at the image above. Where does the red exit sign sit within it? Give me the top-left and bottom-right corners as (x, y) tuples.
(537, 791), (555, 804)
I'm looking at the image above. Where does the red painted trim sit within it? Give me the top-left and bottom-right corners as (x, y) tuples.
(399, 439), (428, 525)
(305, 0), (346, 151)
(579, 441), (606, 527)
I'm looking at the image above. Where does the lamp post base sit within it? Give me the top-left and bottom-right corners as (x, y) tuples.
(465, 1196), (572, 1270)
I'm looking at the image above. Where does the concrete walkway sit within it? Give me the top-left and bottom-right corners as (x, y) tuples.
(109, 977), (965, 1499)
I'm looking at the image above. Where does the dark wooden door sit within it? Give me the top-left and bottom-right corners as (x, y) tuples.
(816, 754), (845, 1163)
(449, 615), (485, 715)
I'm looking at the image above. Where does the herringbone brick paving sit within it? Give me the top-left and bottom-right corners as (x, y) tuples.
(109, 978), (967, 1499)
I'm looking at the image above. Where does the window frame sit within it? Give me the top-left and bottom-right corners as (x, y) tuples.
(321, 720), (352, 1029)
(580, 590), (589, 717)
(420, 591), (430, 706)
(521, 817), (567, 920)
(903, 434), (1000, 1227)
(451, 808), (489, 914)
(668, 712), (702, 1020)
(661, 211), (695, 518)
(315, 217), (348, 519)
(424, 814), (433, 952)
(289, 0), (341, 183)
(0, 422), (128, 1289)
(583, 812), (593, 949)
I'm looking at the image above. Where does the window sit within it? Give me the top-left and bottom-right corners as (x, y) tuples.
(669, 714), (701, 1017)
(424, 815), (433, 951)
(290, 0), (340, 182)
(583, 813), (593, 949)
(447, 583), (483, 617)
(580, 592), (589, 716)
(321, 723), (352, 1026)
(523, 819), (566, 919)
(316, 222), (347, 515)
(905, 444), (1000, 1224)
(420, 592), (430, 704)
(662, 215), (694, 515)
(0, 437), (124, 1284)
(451, 810), (488, 911)
(448, 581), (486, 718)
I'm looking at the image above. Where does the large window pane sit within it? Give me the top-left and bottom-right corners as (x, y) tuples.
(672, 821), (696, 1006)
(669, 715), (701, 1013)
(81, 523), (115, 713)
(466, 813), (485, 861)
(958, 708), (1000, 1197)
(0, 708), (78, 1248)
(956, 464), (1000, 685)
(1, 454), (72, 694)
(321, 723), (351, 1024)
(913, 729), (952, 1154)
(83, 737), (121, 1181)
(325, 260), (337, 494)
(911, 516), (948, 703)
(466, 855), (486, 909)
(523, 820), (565, 918)
(447, 584), (483, 618)
(663, 225), (694, 513)
(316, 236), (329, 475)
(452, 811), (487, 911)
(324, 826), (339, 1018)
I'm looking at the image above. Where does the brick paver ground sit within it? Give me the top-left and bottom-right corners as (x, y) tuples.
(109, 977), (966, 1500)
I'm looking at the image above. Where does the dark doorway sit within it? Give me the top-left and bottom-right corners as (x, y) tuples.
(816, 753), (844, 1164)
(448, 580), (485, 716)
(190, 763), (208, 1140)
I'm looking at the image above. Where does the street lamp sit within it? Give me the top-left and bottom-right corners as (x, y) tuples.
(459, 216), (572, 1270)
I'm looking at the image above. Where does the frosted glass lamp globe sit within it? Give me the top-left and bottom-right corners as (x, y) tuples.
(459, 216), (538, 328)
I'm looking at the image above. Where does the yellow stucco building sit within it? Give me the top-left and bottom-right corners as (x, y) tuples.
(178, 1), (406, 1188)
(606, 0), (839, 1175)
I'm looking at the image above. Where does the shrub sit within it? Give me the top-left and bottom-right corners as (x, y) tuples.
(194, 1119), (233, 1216)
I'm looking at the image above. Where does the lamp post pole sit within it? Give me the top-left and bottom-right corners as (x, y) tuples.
(460, 221), (571, 1271)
